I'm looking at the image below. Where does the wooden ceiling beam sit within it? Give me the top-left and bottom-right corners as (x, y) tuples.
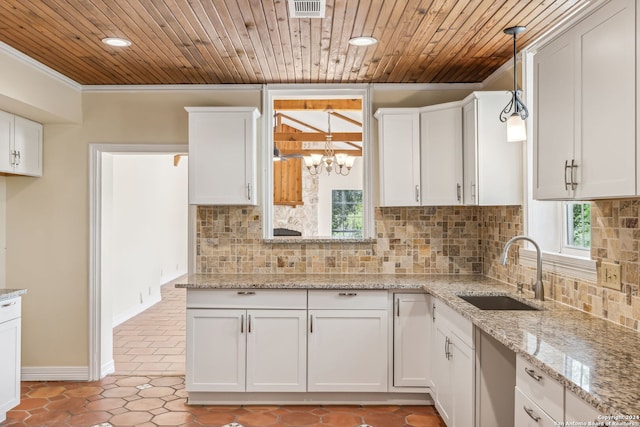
(276, 113), (325, 133)
(274, 99), (363, 110)
(274, 132), (362, 142)
(329, 111), (362, 127)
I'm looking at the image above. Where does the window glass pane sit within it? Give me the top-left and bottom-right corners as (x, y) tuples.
(331, 190), (363, 238)
(565, 202), (591, 250)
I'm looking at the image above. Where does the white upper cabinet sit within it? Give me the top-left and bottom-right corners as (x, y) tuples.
(376, 92), (522, 207)
(463, 92), (522, 205)
(420, 103), (463, 205)
(375, 109), (421, 206)
(0, 111), (43, 177)
(186, 107), (260, 205)
(534, 0), (636, 200)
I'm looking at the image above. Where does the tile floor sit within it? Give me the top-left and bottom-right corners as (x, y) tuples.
(4, 375), (445, 426)
(113, 277), (186, 376)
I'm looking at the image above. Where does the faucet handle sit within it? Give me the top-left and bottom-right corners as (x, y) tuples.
(517, 282), (524, 294)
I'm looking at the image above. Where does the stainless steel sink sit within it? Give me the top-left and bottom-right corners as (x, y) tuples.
(458, 294), (541, 311)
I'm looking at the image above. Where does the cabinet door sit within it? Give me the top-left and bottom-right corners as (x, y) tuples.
(393, 293), (430, 388)
(0, 111), (13, 174)
(187, 108), (258, 205)
(13, 116), (42, 177)
(432, 322), (452, 426)
(246, 309), (306, 392)
(377, 112), (421, 206)
(0, 317), (21, 420)
(186, 309), (246, 392)
(468, 93), (522, 206)
(450, 335), (474, 427)
(533, 30), (575, 200)
(420, 107), (463, 205)
(574, 0), (635, 198)
(308, 309), (388, 392)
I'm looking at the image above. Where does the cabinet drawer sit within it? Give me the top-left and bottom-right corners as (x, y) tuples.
(308, 290), (387, 310)
(187, 289), (306, 309)
(0, 297), (21, 323)
(434, 299), (473, 348)
(516, 355), (563, 422)
(515, 386), (558, 426)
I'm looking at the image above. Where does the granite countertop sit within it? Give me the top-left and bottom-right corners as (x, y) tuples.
(0, 289), (26, 302)
(177, 274), (639, 417)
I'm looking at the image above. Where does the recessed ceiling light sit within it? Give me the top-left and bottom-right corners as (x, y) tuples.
(349, 36), (378, 47)
(102, 37), (132, 47)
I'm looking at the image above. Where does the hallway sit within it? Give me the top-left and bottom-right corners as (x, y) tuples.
(112, 276), (186, 376)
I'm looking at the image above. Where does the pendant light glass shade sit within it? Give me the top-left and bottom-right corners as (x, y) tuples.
(499, 26), (529, 141)
(507, 113), (527, 142)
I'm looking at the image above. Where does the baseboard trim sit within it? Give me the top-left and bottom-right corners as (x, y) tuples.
(112, 294), (162, 328)
(101, 359), (115, 378)
(187, 391), (433, 406)
(21, 366), (89, 381)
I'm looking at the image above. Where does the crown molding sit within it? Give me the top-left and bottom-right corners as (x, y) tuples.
(82, 83), (264, 92)
(372, 82), (482, 91)
(0, 41), (81, 91)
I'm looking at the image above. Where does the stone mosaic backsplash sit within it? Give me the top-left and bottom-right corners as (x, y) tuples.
(483, 202), (640, 332)
(195, 201), (640, 331)
(195, 205), (481, 275)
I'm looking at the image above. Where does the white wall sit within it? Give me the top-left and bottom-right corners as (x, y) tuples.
(102, 154), (188, 327)
(317, 157), (364, 236)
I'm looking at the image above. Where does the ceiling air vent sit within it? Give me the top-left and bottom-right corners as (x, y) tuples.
(288, 0), (326, 18)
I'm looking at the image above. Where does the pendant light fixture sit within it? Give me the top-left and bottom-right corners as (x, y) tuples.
(303, 110), (355, 176)
(499, 26), (528, 142)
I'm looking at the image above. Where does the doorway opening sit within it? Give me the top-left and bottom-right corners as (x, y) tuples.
(89, 144), (188, 380)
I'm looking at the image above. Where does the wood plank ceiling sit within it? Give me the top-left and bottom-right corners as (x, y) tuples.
(0, 0), (585, 85)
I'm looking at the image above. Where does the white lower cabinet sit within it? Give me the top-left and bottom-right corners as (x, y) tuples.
(186, 289), (308, 393)
(187, 308), (307, 392)
(187, 309), (246, 392)
(308, 308), (388, 392)
(245, 310), (307, 392)
(393, 293), (430, 388)
(0, 297), (22, 423)
(431, 300), (475, 427)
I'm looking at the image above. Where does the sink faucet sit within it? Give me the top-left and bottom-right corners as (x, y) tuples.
(500, 236), (544, 301)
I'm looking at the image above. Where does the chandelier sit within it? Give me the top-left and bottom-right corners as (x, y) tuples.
(302, 110), (355, 176)
(499, 26), (529, 142)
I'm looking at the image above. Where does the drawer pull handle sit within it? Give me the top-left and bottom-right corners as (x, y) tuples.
(525, 367), (543, 382)
(338, 292), (357, 296)
(237, 291), (255, 295)
(248, 315), (252, 333)
(310, 314), (313, 333)
(240, 314), (244, 334)
(523, 406), (541, 423)
(1, 301), (17, 308)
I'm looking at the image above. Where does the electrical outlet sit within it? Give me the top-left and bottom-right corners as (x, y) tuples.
(600, 262), (621, 290)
